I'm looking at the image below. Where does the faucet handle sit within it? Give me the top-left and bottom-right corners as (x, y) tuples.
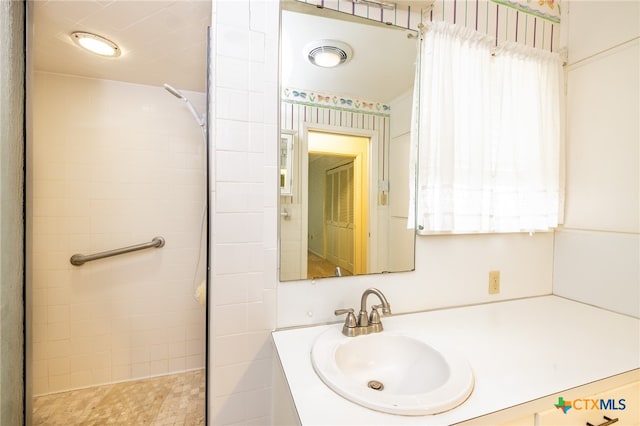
(335, 308), (358, 336)
(369, 305), (382, 325)
(373, 303), (391, 315)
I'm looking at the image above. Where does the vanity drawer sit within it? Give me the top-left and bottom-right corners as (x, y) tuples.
(535, 381), (639, 426)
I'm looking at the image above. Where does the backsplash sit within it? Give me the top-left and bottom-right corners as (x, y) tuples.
(552, 1), (639, 318)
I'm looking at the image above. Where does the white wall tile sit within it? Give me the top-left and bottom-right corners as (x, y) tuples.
(217, 25), (252, 60)
(47, 340), (71, 359)
(216, 119), (250, 152)
(168, 357), (186, 372)
(215, 0), (250, 28)
(216, 88), (250, 121)
(213, 334), (247, 367)
(214, 243), (249, 274)
(215, 182), (250, 212)
(216, 151), (250, 182)
(210, 0), (279, 423)
(250, 31), (266, 63)
(212, 388), (271, 425)
(248, 92), (265, 123)
(217, 57), (250, 90)
(248, 123), (265, 153)
(249, 62), (266, 94)
(214, 304), (248, 336)
(32, 72), (206, 395)
(554, 230), (640, 318)
(213, 273), (249, 305)
(214, 358), (271, 397)
(48, 357), (70, 376)
(69, 372), (92, 390)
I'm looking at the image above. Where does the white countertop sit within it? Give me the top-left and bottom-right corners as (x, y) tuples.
(271, 296), (640, 425)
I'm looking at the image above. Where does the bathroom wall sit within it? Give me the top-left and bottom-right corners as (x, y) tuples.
(208, 1), (555, 424)
(208, 0), (280, 424)
(31, 72), (207, 395)
(553, 1), (640, 318)
(276, 0), (556, 327)
(0, 1), (25, 423)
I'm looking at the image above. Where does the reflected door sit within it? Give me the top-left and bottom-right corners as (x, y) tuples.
(325, 162), (355, 274)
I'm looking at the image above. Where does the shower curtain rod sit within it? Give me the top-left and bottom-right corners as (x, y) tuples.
(70, 236), (165, 266)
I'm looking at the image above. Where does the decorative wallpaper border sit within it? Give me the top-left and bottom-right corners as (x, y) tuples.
(490, 0), (561, 24)
(282, 87), (391, 117)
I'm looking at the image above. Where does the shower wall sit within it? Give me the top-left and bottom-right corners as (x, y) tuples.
(31, 72), (206, 395)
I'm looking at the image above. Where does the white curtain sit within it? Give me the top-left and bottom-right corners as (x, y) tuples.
(409, 21), (564, 234)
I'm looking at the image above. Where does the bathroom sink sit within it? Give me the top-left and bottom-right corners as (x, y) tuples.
(311, 327), (474, 415)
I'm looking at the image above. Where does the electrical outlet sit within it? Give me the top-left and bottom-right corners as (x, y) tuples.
(489, 270), (500, 294)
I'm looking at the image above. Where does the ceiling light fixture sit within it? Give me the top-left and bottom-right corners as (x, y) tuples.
(71, 31), (121, 57)
(305, 40), (353, 68)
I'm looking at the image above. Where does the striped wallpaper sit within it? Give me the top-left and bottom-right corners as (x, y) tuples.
(280, 99), (392, 202)
(294, 0), (560, 52)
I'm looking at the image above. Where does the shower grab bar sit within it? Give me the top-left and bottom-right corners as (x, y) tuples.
(70, 236), (165, 266)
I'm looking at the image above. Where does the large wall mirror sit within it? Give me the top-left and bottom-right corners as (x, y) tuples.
(279, 0), (418, 281)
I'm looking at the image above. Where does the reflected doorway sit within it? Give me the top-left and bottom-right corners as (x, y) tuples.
(306, 131), (369, 278)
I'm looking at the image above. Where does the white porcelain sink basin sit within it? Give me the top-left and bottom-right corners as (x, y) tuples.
(311, 327), (474, 415)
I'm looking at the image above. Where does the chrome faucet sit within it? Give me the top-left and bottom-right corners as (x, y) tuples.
(335, 288), (392, 337)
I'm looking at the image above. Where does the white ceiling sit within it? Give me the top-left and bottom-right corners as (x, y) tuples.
(281, 6), (418, 103)
(33, 0), (418, 101)
(32, 0), (211, 93)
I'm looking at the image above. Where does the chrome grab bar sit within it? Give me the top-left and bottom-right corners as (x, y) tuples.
(70, 236), (165, 266)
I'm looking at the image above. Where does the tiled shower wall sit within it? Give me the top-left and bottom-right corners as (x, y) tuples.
(31, 72), (206, 395)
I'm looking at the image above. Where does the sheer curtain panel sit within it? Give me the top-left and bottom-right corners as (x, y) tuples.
(410, 22), (564, 234)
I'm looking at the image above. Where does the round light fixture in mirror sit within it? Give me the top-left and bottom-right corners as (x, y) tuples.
(71, 31), (121, 57)
(305, 40), (353, 68)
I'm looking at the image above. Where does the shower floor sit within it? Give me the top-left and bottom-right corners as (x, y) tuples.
(33, 369), (205, 425)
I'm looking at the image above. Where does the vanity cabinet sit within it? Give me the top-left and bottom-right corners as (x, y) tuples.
(534, 380), (639, 426)
(460, 373), (640, 426)
(272, 297), (639, 426)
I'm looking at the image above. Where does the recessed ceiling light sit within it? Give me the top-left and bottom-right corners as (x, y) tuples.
(71, 32), (121, 57)
(305, 40), (353, 68)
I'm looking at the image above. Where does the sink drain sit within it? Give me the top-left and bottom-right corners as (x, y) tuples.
(367, 380), (384, 391)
